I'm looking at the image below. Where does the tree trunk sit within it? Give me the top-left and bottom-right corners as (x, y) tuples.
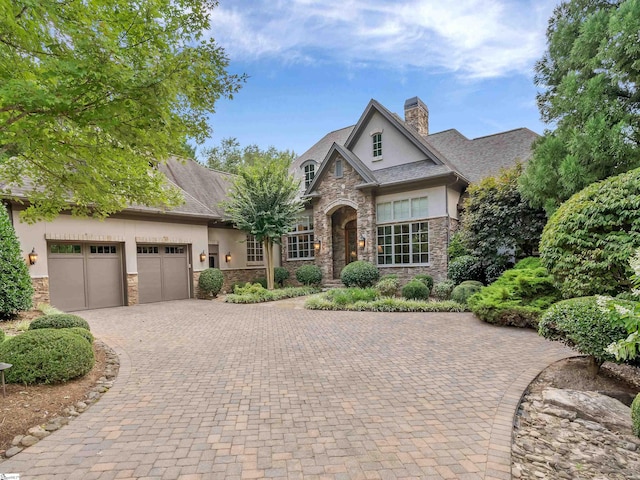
(587, 356), (602, 379)
(264, 239), (275, 290)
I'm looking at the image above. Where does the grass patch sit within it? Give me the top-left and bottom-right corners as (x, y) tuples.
(225, 284), (320, 304)
(305, 290), (466, 312)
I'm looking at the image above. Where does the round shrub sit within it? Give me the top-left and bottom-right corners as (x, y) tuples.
(451, 280), (484, 304)
(198, 268), (224, 297)
(29, 313), (90, 331)
(402, 280), (430, 300)
(540, 167), (640, 298)
(0, 328), (95, 384)
(447, 255), (482, 285)
(254, 277), (268, 289)
(274, 267), (289, 287)
(341, 261), (380, 288)
(538, 296), (628, 365)
(433, 281), (455, 300)
(375, 277), (399, 297)
(632, 393), (640, 438)
(413, 274), (434, 293)
(295, 265), (323, 286)
(68, 327), (94, 344)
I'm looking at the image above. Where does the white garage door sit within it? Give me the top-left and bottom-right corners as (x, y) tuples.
(48, 243), (125, 311)
(137, 245), (190, 304)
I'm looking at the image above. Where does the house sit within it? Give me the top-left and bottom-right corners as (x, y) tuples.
(3, 158), (276, 312)
(282, 97), (538, 282)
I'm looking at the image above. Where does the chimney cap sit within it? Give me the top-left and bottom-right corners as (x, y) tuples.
(404, 96), (428, 111)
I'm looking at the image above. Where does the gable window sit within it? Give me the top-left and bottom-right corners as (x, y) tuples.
(246, 234), (263, 263)
(376, 196), (429, 265)
(335, 159), (343, 178)
(304, 162), (315, 188)
(287, 215), (314, 260)
(372, 132), (382, 158)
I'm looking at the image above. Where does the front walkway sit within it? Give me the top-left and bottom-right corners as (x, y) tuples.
(1, 300), (573, 479)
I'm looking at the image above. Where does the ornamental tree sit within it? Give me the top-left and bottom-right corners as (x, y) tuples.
(222, 158), (303, 290)
(204, 137), (296, 174)
(519, 0), (640, 215)
(0, 0), (245, 222)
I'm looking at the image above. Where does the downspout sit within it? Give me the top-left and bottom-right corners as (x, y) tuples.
(444, 175), (461, 267)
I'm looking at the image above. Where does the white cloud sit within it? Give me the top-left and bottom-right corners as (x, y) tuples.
(208, 0), (557, 79)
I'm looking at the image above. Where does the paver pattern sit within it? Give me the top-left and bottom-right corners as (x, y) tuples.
(1, 299), (573, 480)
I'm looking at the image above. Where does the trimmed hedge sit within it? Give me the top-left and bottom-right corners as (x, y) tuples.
(633, 393), (640, 438)
(305, 294), (466, 312)
(29, 313), (90, 331)
(295, 265), (323, 286)
(538, 296), (630, 366)
(402, 280), (430, 300)
(433, 281), (455, 300)
(225, 284), (320, 304)
(274, 267), (289, 287)
(468, 257), (559, 328)
(340, 261), (380, 288)
(413, 274), (434, 293)
(198, 268), (224, 297)
(539, 167), (640, 298)
(0, 329), (94, 384)
(68, 327), (95, 344)
(451, 281), (484, 305)
(375, 277), (399, 297)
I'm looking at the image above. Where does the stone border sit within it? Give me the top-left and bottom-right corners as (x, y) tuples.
(1, 340), (120, 461)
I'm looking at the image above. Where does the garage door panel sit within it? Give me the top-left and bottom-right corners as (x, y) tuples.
(48, 256), (87, 312)
(162, 256), (189, 301)
(137, 244), (190, 304)
(86, 256), (124, 309)
(137, 256), (163, 304)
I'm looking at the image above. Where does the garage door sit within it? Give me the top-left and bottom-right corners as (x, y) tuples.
(137, 245), (190, 304)
(48, 243), (125, 311)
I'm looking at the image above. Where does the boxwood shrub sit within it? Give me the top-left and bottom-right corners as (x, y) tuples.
(632, 393), (640, 438)
(68, 327), (95, 344)
(274, 267), (289, 287)
(413, 274), (434, 293)
(29, 313), (90, 331)
(198, 268), (224, 297)
(295, 265), (323, 286)
(402, 280), (430, 300)
(340, 261), (380, 288)
(0, 329), (95, 384)
(375, 277), (399, 297)
(468, 257), (559, 328)
(433, 281), (455, 300)
(451, 280), (484, 305)
(447, 255), (482, 285)
(538, 296), (628, 366)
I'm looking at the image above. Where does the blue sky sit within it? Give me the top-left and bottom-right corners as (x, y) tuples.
(196, 0), (559, 158)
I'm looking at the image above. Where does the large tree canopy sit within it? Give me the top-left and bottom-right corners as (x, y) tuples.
(519, 0), (640, 215)
(204, 137), (296, 175)
(222, 158), (303, 290)
(0, 0), (245, 222)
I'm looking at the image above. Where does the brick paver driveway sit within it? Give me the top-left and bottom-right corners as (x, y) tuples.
(1, 299), (573, 480)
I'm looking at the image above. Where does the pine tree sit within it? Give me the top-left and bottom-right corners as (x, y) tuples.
(0, 204), (33, 318)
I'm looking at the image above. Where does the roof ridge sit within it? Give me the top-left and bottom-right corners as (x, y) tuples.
(470, 127), (538, 141)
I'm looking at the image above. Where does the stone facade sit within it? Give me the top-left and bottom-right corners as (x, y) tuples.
(404, 97), (429, 136)
(280, 258), (315, 286)
(127, 274), (138, 306)
(31, 277), (50, 307)
(221, 268), (267, 294)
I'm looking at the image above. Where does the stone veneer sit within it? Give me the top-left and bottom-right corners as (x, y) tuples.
(31, 277), (50, 307)
(220, 268), (267, 294)
(127, 274), (138, 306)
(280, 258), (315, 287)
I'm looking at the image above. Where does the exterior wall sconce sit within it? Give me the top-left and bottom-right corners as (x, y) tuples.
(199, 250), (207, 263)
(313, 238), (322, 251)
(358, 235), (366, 249)
(225, 252), (232, 263)
(377, 244), (383, 254)
(28, 248), (38, 265)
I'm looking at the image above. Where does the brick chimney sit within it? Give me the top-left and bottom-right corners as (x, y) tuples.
(404, 97), (429, 137)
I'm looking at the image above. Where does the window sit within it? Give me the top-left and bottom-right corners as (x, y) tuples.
(246, 235), (264, 263)
(376, 196), (428, 223)
(372, 132), (382, 158)
(90, 245), (117, 254)
(287, 215), (314, 260)
(50, 244), (81, 254)
(304, 163), (315, 188)
(377, 222), (429, 265)
(137, 245), (159, 254)
(335, 159), (343, 178)
(165, 246), (185, 254)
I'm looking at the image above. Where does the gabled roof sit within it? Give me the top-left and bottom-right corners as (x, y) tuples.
(305, 143), (378, 195)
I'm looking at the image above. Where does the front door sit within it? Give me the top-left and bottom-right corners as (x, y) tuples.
(345, 220), (357, 265)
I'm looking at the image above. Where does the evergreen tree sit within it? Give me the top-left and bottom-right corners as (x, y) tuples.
(0, 204), (33, 318)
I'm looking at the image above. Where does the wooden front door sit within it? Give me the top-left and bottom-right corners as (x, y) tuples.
(345, 220), (357, 265)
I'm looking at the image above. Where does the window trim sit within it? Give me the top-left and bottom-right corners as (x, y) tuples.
(301, 160), (317, 188)
(376, 195), (429, 224)
(372, 131), (383, 159)
(287, 215), (315, 261)
(376, 221), (430, 266)
(335, 159), (343, 178)
(246, 234), (264, 264)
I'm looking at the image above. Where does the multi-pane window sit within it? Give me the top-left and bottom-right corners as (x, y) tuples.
(376, 196), (428, 222)
(373, 132), (382, 158)
(137, 245), (159, 254)
(165, 246), (185, 254)
(246, 235), (264, 263)
(287, 216), (314, 260)
(90, 245), (117, 254)
(377, 222), (429, 265)
(50, 244), (81, 254)
(335, 159), (343, 178)
(304, 163), (315, 188)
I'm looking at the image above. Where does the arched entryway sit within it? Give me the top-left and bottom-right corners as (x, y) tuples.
(331, 206), (357, 279)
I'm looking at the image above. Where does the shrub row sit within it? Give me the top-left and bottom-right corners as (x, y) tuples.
(29, 313), (91, 331)
(305, 294), (466, 312)
(225, 284), (320, 303)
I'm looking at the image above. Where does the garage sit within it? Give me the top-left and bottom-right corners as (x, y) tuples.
(137, 244), (190, 304)
(48, 243), (125, 311)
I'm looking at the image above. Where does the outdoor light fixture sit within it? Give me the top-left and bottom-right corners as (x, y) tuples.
(358, 235), (366, 249)
(28, 248), (38, 265)
(377, 244), (383, 254)
(313, 238), (322, 251)
(199, 250), (207, 263)
(225, 252), (232, 263)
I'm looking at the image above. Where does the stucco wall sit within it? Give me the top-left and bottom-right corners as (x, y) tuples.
(207, 227), (281, 272)
(375, 186), (448, 219)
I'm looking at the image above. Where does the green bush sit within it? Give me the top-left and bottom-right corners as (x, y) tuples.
(254, 277), (268, 289)
(295, 264), (323, 286)
(305, 294), (466, 312)
(538, 296), (628, 366)
(448, 255), (482, 285)
(0, 328), (95, 384)
(340, 261), (380, 288)
(413, 274), (434, 293)
(29, 313), (90, 331)
(448, 231), (470, 260)
(433, 281), (455, 300)
(0, 328), (4, 343)
(274, 267), (289, 287)
(632, 393), (640, 438)
(451, 280), (484, 304)
(198, 268), (224, 297)
(375, 277), (399, 297)
(540, 167), (640, 298)
(225, 285), (319, 304)
(0, 204), (33, 319)
(326, 288), (378, 306)
(468, 257), (560, 328)
(68, 327), (94, 344)
(402, 280), (430, 300)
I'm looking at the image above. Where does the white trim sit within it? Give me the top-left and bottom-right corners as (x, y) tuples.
(45, 233), (126, 242)
(323, 198), (358, 215)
